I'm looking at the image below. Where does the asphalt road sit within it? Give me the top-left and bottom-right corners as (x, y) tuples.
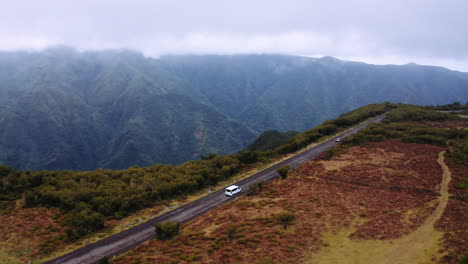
(43, 114), (386, 264)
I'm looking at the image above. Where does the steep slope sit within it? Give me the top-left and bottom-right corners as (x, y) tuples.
(0, 48), (256, 170)
(101, 93), (256, 169)
(0, 86), (108, 170)
(161, 55), (468, 131)
(246, 130), (299, 152)
(1, 48), (468, 170)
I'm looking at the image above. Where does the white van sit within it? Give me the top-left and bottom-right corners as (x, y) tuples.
(225, 185), (242, 196)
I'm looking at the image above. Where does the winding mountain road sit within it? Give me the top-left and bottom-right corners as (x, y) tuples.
(44, 114), (386, 264)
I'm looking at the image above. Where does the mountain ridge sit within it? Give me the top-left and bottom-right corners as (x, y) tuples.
(0, 47), (467, 170)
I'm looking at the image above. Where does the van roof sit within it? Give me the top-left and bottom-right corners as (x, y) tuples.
(226, 185), (239, 191)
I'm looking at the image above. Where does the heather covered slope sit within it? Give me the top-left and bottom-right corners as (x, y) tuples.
(114, 107), (468, 264)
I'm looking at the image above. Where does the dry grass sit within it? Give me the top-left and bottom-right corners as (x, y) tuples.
(0, 205), (65, 264)
(116, 141), (462, 264)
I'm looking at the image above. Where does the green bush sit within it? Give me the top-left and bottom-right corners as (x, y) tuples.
(276, 165), (290, 180)
(402, 135), (446, 146)
(459, 254), (468, 264)
(237, 150), (260, 164)
(98, 256), (110, 264)
(455, 179), (468, 190)
(155, 221), (181, 240)
(455, 140), (468, 165)
(386, 106), (458, 122)
(275, 212), (296, 230)
(227, 225), (238, 242)
(0, 153), (244, 239)
(247, 181), (265, 196)
(428, 101), (468, 111)
(39, 237), (60, 255)
(317, 124), (337, 135)
(66, 208), (105, 239)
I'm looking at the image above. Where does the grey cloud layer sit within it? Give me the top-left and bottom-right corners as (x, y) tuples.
(1, 0), (467, 71)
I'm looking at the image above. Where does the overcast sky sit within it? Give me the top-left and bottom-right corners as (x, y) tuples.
(1, 0), (467, 71)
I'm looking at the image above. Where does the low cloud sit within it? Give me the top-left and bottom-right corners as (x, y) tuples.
(1, 0), (467, 71)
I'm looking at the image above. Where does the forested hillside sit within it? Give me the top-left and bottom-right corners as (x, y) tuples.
(0, 48), (256, 170)
(160, 54), (468, 132)
(0, 47), (467, 170)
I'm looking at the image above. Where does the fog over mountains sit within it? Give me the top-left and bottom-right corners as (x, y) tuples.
(0, 47), (467, 170)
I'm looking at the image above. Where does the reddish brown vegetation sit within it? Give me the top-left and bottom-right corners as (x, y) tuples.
(0, 203), (66, 261)
(116, 141), (458, 264)
(445, 158), (468, 197)
(434, 157), (468, 264)
(434, 200), (467, 264)
(316, 142), (445, 191)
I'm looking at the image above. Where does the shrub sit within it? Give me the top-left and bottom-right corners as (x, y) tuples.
(227, 225), (238, 242)
(237, 150), (260, 164)
(455, 140), (468, 165)
(455, 179), (468, 190)
(201, 153), (217, 160)
(66, 208), (105, 238)
(275, 212), (296, 229)
(387, 106), (458, 122)
(317, 124), (337, 135)
(402, 135), (446, 146)
(276, 165), (290, 180)
(39, 237), (60, 255)
(98, 256), (110, 264)
(247, 181), (265, 196)
(155, 221), (181, 240)
(459, 254), (468, 264)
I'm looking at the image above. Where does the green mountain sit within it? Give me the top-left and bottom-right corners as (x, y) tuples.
(246, 130), (299, 152)
(161, 55), (468, 131)
(0, 48), (256, 170)
(0, 48), (467, 170)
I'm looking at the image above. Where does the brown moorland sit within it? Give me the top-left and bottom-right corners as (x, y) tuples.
(434, 157), (468, 264)
(0, 201), (166, 263)
(0, 205), (65, 263)
(115, 140), (466, 264)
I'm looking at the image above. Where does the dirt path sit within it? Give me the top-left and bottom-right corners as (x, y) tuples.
(306, 151), (451, 264)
